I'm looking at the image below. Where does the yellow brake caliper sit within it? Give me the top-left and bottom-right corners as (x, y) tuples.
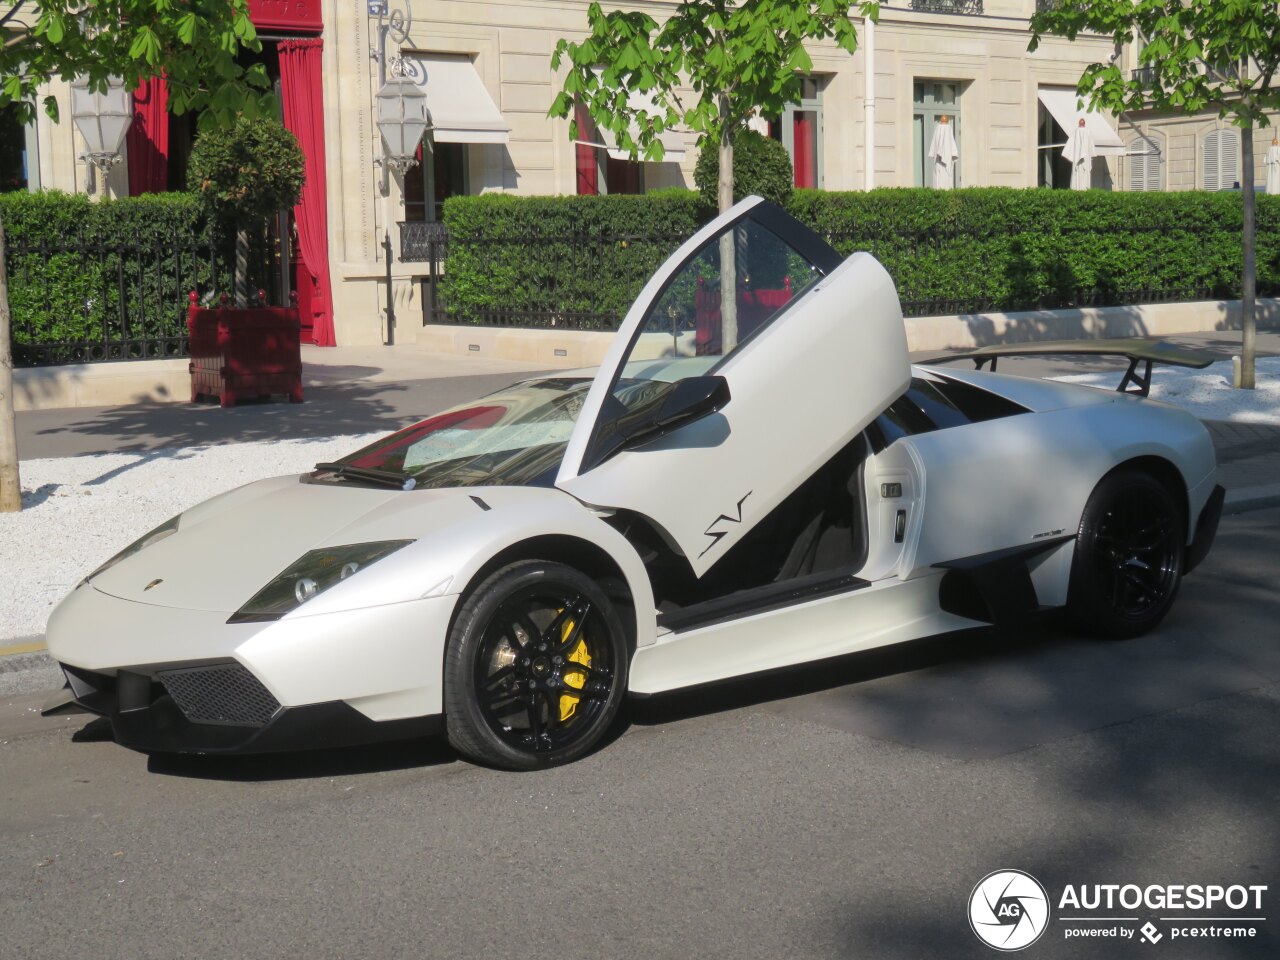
(558, 614), (592, 723)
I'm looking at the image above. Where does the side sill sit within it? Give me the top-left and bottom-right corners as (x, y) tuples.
(657, 568), (870, 634)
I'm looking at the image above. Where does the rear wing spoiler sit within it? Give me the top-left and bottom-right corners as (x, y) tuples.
(921, 338), (1217, 397)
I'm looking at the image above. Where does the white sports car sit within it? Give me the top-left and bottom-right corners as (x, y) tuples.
(46, 197), (1224, 769)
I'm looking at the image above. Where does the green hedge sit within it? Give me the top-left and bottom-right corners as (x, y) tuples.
(788, 187), (1280, 312)
(1, 191), (224, 362)
(439, 187), (1280, 325)
(441, 192), (704, 326)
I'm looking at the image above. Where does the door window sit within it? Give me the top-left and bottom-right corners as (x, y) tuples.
(584, 209), (832, 465)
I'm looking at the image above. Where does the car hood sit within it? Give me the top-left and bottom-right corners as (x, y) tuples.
(88, 474), (503, 613)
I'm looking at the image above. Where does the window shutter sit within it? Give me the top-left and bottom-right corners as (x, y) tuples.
(1127, 138), (1162, 192)
(1128, 150), (1147, 192)
(1203, 129), (1238, 191)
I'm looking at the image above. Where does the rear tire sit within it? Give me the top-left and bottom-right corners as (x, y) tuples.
(1067, 469), (1185, 639)
(444, 560), (628, 770)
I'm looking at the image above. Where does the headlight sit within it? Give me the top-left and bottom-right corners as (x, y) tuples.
(83, 515), (182, 583)
(228, 540), (414, 624)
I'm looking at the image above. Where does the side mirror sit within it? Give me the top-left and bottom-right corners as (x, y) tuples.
(654, 375), (731, 429)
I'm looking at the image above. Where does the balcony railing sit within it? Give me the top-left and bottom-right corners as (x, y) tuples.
(911, 0), (983, 14)
(1131, 60), (1240, 88)
(399, 220), (449, 263)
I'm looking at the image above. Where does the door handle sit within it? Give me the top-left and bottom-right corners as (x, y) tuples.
(894, 509), (906, 544)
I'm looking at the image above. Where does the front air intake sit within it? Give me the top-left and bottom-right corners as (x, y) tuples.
(158, 663), (281, 726)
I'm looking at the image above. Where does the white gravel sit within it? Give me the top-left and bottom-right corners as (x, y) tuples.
(1, 433), (379, 643)
(1051, 356), (1280, 424)
(4, 357), (1280, 644)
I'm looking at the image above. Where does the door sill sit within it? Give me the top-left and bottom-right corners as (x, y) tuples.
(657, 568), (870, 634)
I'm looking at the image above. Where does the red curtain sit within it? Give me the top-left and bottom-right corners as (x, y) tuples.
(127, 77), (169, 196)
(792, 112), (815, 189)
(575, 102), (599, 195)
(279, 38), (336, 347)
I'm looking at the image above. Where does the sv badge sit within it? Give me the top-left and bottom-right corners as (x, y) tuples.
(699, 492), (752, 558)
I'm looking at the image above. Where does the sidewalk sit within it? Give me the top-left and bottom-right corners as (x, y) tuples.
(16, 345), (551, 461)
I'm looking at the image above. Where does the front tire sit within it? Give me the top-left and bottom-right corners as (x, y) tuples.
(443, 560), (628, 770)
(1067, 468), (1185, 639)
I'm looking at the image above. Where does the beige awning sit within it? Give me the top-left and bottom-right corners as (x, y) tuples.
(1038, 87), (1124, 157)
(414, 54), (510, 145)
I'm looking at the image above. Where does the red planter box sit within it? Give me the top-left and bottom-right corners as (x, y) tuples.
(188, 304), (304, 407)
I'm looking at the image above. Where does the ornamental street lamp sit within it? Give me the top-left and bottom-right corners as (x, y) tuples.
(71, 77), (133, 196)
(374, 76), (429, 197)
(374, 76), (428, 346)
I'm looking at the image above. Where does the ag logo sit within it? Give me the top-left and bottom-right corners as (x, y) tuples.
(968, 869), (1049, 951)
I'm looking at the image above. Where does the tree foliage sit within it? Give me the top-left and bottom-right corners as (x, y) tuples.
(549, 0), (876, 163)
(695, 129), (793, 207)
(0, 0), (272, 126)
(188, 116), (305, 230)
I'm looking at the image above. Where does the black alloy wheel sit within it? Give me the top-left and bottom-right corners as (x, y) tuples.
(1068, 468), (1185, 639)
(444, 560), (628, 770)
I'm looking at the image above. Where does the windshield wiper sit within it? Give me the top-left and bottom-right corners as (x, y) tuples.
(313, 462), (417, 490)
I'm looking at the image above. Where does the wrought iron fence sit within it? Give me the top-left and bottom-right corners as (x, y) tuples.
(7, 231), (232, 367)
(406, 220), (1277, 330)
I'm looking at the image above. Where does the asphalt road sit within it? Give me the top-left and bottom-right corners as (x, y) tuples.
(2, 508), (1277, 960)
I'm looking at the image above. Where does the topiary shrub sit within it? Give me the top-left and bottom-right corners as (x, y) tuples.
(188, 115), (304, 230)
(694, 129), (793, 208)
(188, 115), (304, 303)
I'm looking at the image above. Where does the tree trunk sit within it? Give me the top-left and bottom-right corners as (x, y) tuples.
(0, 216), (22, 513)
(1240, 122), (1257, 390)
(234, 227), (250, 307)
(718, 97), (738, 353)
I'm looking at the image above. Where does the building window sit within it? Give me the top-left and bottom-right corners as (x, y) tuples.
(1126, 133), (1163, 192)
(1036, 102), (1072, 188)
(1202, 128), (1239, 191)
(0, 105), (31, 193)
(403, 139), (468, 222)
(574, 102), (643, 196)
(913, 81), (960, 188)
(768, 77), (823, 189)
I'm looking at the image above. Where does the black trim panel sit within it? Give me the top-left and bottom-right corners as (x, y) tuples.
(936, 535), (1075, 627)
(658, 567), (869, 634)
(1185, 484), (1225, 574)
(59, 661), (442, 755)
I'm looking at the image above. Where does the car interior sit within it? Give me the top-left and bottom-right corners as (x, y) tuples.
(609, 372), (1028, 631)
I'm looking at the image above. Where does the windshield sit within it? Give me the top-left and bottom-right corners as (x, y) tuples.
(315, 378), (590, 489)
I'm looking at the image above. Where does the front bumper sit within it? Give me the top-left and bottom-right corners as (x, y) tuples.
(61, 660), (443, 754)
(46, 584), (462, 753)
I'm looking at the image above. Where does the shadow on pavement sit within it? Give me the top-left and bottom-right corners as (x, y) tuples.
(33, 380), (413, 454)
(20, 370), (540, 459)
